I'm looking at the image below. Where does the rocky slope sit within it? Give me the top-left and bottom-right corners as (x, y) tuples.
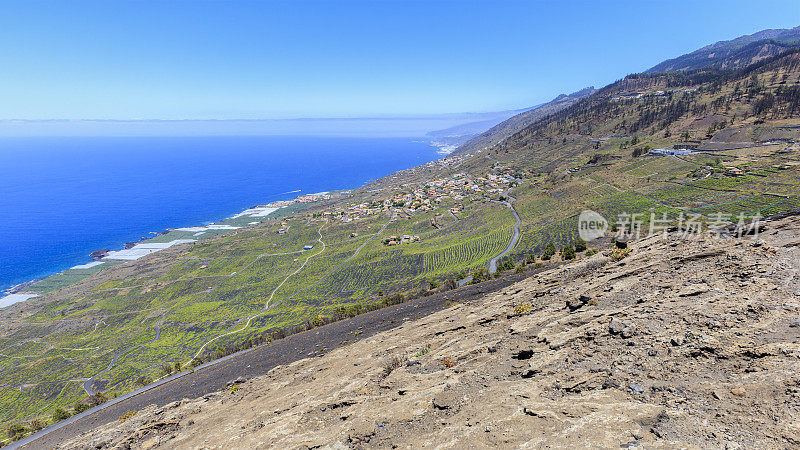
(646, 26), (800, 73)
(59, 215), (800, 449)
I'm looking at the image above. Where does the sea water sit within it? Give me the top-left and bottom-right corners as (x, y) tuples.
(0, 136), (438, 291)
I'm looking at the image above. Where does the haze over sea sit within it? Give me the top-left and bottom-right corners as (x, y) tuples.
(0, 136), (439, 292)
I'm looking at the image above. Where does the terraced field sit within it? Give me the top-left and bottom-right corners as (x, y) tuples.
(422, 227), (513, 277)
(6, 155), (798, 442)
(0, 197), (528, 431)
(4, 49), (800, 444)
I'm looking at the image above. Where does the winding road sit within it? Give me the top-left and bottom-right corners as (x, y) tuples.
(280, 214), (392, 303)
(81, 237), (316, 394)
(488, 187), (522, 273)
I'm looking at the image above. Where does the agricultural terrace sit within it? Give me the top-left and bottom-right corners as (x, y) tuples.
(4, 51), (800, 435)
(0, 169), (522, 429)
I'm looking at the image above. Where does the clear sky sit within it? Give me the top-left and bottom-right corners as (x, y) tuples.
(0, 0), (798, 120)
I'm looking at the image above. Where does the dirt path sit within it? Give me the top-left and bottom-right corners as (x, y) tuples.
(280, 216), (391, 304)
(183, 221), (329, 368)
(83, 325), (162, 396)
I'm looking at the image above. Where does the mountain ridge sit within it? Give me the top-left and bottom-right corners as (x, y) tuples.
(450, 86), (596, 155)
(424, 106), (540, 153)
(646, 25), (800, 72)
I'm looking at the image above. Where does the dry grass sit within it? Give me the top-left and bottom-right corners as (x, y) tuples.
(514, 303), (532, 315)
(610, 248), (632, 261)
(382, 354), (408, 376)
(118, 411), (137, 424)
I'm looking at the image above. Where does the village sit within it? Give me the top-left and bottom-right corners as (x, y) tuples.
(293, 167), (521, 246)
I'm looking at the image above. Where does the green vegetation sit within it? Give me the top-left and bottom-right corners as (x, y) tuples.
(513, 303), (532, 315)
(52, 408), (70, 422)
(541, 242), (556, 260)
(413, 345), (431, 358)
(4, 43), (800, 433)
(574, 237), (587, 252)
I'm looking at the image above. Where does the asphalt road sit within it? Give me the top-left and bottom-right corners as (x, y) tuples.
(488, 192), (522, 274)
(12, 272), (531, 450)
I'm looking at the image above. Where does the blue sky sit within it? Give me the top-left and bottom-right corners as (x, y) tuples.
(0, 0), (798, 120)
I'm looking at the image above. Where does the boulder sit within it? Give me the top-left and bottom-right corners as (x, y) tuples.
(566, 294), (592, 311)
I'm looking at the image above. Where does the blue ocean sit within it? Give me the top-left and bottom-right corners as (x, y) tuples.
(0, 136), (439, 291)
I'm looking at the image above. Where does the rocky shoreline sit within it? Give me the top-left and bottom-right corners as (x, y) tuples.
(0, 192), (337, 305)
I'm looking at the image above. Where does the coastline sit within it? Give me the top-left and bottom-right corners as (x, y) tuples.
(0, 191), (343, 308)
(0, 136), (443, 307)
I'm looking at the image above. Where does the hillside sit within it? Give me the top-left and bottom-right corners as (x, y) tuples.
(3, 30), (800, 446)
(425, 107), (536, 153)
(55, 214), (800, 449)
(647, 26), (800, 73)
(451, 86), (596, 155)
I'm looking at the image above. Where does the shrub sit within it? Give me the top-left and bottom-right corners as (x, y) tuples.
(542, 242), (556, 260)
(88, 392), (108, 406)
(52, 408), (70, 422)
(382, 354), (408, 376)
(161, 363), (173, 376)
(470, 268), (491, 284)
(7, 424), (26, 439)
(514, 303), (532, 314)
(413, 345), (431, 358)
(497, 257), (515, 272)
(631, 145), (651, 157)
(561, 245), (576, 260)
(118, 411), (137, 424)
(610, 248), (631, 261)
(73, 403), (90, 414)
(535, 262), (544, 268)
(574, 237), (587, 252)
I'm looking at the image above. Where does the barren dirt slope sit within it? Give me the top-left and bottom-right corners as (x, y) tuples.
(61, 217), (800, 449)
